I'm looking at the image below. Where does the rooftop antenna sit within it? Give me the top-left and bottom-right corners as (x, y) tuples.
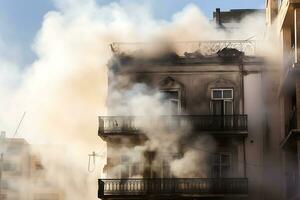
(12, 112), (26, 138)
(245, 35), (256, 41)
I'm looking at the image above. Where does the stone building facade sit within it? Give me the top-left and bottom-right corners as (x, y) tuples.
(98, 39), (269, 199)
(266, 0), (300, 199)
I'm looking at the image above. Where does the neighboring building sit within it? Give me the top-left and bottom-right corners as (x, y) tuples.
(213, 8), (265, 29)
(97, 37), (269, 199)
(0, 133), (31, 200)
(0, 134), (64, 200)
(29, 153), (65, 200)
(266, 0), (300, 199)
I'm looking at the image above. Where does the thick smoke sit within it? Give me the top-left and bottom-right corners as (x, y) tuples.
(0, 1), (272, 199)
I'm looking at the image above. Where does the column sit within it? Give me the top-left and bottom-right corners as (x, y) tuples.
(294, 8), (300, 64)
(281, 27), (292, 65)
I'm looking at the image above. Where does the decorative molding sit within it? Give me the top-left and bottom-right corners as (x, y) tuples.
(159, 76), (183, 89)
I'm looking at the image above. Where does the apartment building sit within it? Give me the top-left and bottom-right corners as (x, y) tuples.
(266, 0), (300, 199)
(0, 133), (64, 200)
(0, 133), (31, 200)
(97, 37), (270, 199)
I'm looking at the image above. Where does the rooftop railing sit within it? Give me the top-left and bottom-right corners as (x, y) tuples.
(110, 40), (257, 56)
(98, 178), (248, 197)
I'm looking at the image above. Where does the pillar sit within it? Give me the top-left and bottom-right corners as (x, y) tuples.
(294, 8), (300, 64)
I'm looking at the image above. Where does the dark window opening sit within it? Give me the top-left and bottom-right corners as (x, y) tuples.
(160, 90), (180, 114)
(211, 152), (232, 178)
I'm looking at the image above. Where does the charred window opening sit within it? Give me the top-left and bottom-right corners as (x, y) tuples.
(160, 90), (181, 114)
(120, 155), (142, 179)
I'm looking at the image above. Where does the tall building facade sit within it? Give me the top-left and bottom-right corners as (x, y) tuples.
(266, 0), (300, 199)
(97, 38), (270, 199)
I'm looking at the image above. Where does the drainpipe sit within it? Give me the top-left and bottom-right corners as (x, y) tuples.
(243, 138), (247, 178)
(240, 62), (245, 114)
(240, 61), (247, 178)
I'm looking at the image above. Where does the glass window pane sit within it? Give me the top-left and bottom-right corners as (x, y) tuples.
(212, 166), (220, 178)
(213, 154), (220, 165)
(121, 155), (130, 163)
(121, 165), (130, 178)
(221, 154), (230, 165)
(223, 90), (233, 99)
(212, 100), (223, 115)
(212, 90), (222, 99)
(221, 166), (231, 178)
(131, 163), (140, 177)
(224, 101), (233, 115)
(163, 164), (171, 178)
(170, 99), (179, 114)
(161, 91), (178, 100)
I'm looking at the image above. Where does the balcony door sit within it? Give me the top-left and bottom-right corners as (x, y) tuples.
(120, 155), (141, 179)
(160, 90), (180, 115)
(211, 89), (234, 128)
(211, 152), (232, 178)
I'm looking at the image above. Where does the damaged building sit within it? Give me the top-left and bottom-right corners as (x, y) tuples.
(97, 38), (267, 199)
(98, 7), (288, 200)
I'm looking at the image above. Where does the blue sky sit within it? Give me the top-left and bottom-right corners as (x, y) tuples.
(0, 0), (265, 66)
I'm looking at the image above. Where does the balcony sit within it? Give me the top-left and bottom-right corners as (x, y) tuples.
(98, 178), (248, 198)
(277, 0), (300, 30)
(98, 115), (248, 138)
(278, 48), (300, 96)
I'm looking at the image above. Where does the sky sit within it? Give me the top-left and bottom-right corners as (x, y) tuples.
(0, 0), (265, 67)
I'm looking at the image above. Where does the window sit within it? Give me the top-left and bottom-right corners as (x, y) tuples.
(120, 155), (142, 178)
(2, 162), (17, 172)
(211, 89), (233, 100)
(211, 152), (232, 178)
(160, 90), (180, 114)
(211, 89), (233, 115)
(161, 154), (180, 178)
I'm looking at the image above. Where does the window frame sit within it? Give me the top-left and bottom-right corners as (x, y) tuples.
(211, 88), (234, 100)
(210, 88), (234, 115)
(211, 152), (232, 178)
(160, 89), (181, 114)
(120, 155), (143, 178)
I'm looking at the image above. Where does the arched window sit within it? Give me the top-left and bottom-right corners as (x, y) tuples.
(159, 76), (184, 115)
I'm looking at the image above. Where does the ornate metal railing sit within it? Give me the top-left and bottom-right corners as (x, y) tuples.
(98, 115), (248, 136)
(110, 40), (256, 56)
(98, 178), (248, 197)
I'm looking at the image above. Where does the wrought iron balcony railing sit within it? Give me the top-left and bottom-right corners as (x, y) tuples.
(98, 178), (248, 197)
(98, 115), (248, 136)
(110, 40), (257, 56)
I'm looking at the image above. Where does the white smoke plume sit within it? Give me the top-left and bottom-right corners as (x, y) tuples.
(0, 1), (273, 199)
